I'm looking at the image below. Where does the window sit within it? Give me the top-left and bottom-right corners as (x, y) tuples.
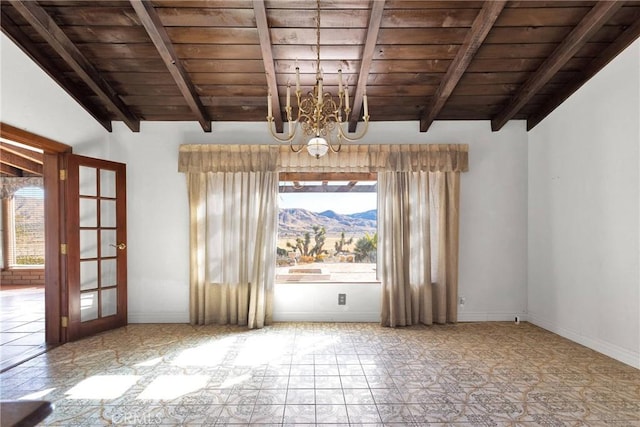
(4, 186), (45, 267)
(276, 173), (378, 283)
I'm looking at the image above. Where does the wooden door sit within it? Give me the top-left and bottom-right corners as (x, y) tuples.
(65, 154), (127, 340)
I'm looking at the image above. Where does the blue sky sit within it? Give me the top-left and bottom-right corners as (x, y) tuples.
(278, 192), (377, 215)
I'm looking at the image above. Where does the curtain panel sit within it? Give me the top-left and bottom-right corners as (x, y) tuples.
(378, 171), (461, 327)
(187, 171), (277, 328)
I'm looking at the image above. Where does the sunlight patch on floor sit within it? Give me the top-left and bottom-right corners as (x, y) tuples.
(65, 375), (139, 399)
(137, 375), (208, 400)
(19, 387), (56, 400)
(134, 356), (163, 367)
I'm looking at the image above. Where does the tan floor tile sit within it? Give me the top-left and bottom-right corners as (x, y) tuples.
(0, 322), (634, 426)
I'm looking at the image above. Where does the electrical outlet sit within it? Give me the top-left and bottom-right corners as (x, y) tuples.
(459, 297), (466, 306)
(338, 293), (346, 305)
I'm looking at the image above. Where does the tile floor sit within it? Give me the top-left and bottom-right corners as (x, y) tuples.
(0, 322), (638, 426)
(0, 285), (47, 372)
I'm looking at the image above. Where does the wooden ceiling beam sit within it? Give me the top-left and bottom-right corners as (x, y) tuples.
(0, 11), (113, 132)
(0, 163), (22, 177)
(0, 150), (43, 175)
(491, 1), (623, 132)
(0, 142), (44, 164)
(8, 0), (140, 132)
(348, 0), (385, 133)
(280, 184), (376, 193)
(0, 123), (72, 154)
(130, 0), (211, 132)
(253, 0), (283, 134)
(527, 17), (640, 131)
(420, 1), (506, 133)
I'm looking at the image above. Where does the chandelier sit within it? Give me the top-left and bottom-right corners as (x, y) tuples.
(266, 0), (370, 159)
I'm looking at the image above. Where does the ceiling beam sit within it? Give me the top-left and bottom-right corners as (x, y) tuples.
(0, 11), (113, 132)
(280, 172), (377, 182)
(348, 0), (385, 133)
(420, 1), (506, 133)
(8, 0), (140, 132)
(491, 1), (623, 132)
(0, 123), (72, 154)
(130, 0), (211, 132)
(280, 184), (376, 193)
(253, 0), (283, 133)
(527, 18), (640, 131)
(0, 163), (22, 177)
(0, 150), (43, 175)
(0, 142), (44, 164)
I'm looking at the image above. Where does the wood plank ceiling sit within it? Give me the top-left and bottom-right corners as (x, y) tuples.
(2, 0), (640, 137)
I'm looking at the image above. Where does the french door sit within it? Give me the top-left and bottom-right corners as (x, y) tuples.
(65, 154), (127, 341)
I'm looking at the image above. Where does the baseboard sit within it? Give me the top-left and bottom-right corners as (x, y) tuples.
(529, 312), (640, 369)
(128, 310), (526, 324)
(273, 311), (527, 323)
(458, 311), (527, 322)
(128, 311), (189, 323)
(273, 311), (380, 322)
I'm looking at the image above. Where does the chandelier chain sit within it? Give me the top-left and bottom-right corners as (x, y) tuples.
(265, 0), (370, 158)
(316, 0), (321, 76)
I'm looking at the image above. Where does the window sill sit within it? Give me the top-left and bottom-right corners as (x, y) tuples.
(3, 265), (45, 270)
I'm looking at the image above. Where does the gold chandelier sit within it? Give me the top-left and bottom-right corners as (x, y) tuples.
(266, 0), (370, 159)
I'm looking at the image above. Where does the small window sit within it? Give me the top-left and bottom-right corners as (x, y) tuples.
(9, 186), (45, 266)
(276, 173), (378, 283)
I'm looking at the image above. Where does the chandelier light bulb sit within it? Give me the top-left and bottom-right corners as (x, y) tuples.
(307, 137), (329, 159)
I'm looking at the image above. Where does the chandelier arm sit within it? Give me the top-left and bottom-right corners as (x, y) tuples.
(267, 119), (299, 143)
(335, 117), (370, 142)
(289, 142), (306, 153)
(327, 140), (342, 153)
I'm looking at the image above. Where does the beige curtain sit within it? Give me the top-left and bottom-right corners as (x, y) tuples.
(184, 145), (278, 328)
(179, 143), (467, 173)
(378, 147), (464, 327)
(179, 143), (467, 328)
(276, 143), (468, 173)
(431, 172), (461, 324)
(379, 172), (432, 327)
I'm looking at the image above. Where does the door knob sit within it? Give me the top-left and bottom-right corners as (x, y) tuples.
(110, 243), (126, 250)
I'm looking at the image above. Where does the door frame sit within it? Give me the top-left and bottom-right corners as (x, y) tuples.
(0, 123), (72, 344)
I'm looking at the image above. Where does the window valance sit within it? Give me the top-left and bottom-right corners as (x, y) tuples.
(178, 144), (279, 173)
(178, 144), (468, 173)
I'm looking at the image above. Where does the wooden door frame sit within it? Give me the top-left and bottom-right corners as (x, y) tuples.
(0, 123), (72, 344)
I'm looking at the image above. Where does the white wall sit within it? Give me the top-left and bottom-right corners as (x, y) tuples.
(274, 283), (382, 322)
(0, 34), (109, 156)
(1, 33), (528, 326)
(107, 120), (528, 324)
(528, 40), (640, 368)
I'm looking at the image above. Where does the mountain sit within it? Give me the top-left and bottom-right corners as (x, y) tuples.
(279, 208), (376, 237)
(349, 209), (377, 221)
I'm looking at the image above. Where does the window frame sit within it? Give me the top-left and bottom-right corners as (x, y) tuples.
(2, 184), (45, 269)
(277, 172), (379, 284)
